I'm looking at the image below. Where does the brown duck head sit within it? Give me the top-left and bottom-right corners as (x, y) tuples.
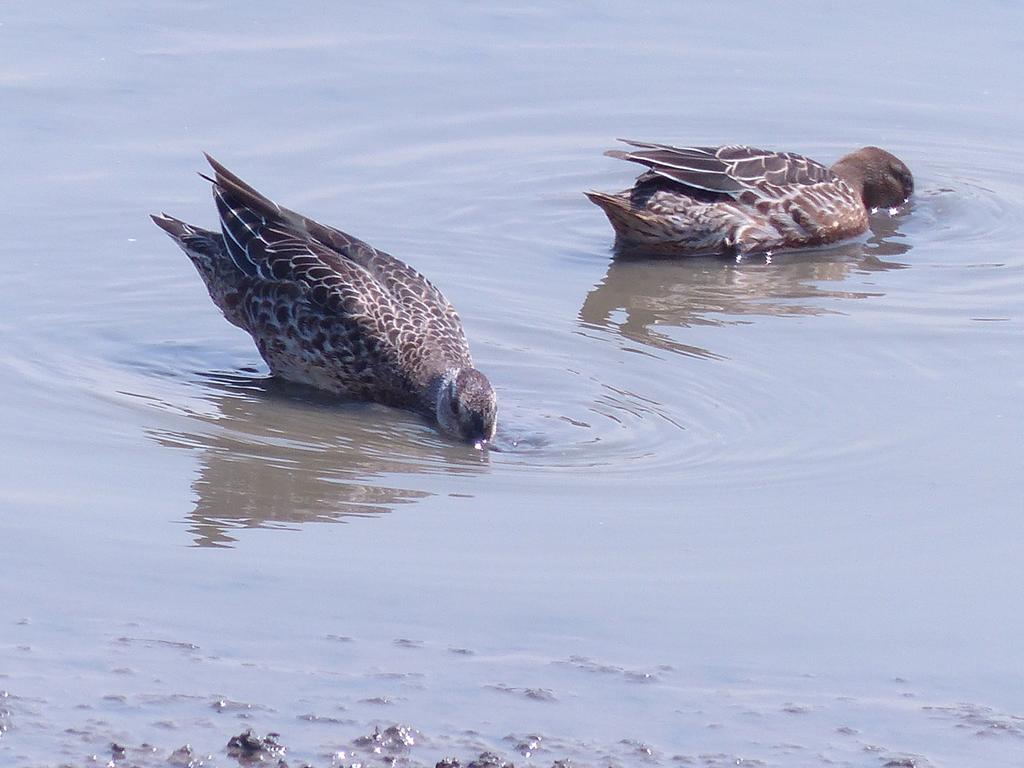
(831, 146), (914, 210)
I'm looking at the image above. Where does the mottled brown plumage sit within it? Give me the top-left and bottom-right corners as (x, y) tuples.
(587, 141), (913, 256)
(152, 155), (497, 444)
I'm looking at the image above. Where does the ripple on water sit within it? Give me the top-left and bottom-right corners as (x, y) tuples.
(7, 132), (1023, 503)
(6, 329), (499, 545)
(910, 179), (1022, 251)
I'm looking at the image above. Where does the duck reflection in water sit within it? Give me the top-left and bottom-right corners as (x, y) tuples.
(149, 373), (490, 548)
(580, 208), (913, 359)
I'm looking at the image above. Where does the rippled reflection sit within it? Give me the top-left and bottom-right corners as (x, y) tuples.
(150, 373), (489, 547)
(580, 211), (912, 357)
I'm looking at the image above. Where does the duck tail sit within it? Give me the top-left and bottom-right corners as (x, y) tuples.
(201, 153), (283, 221)
(151, 213), (250, 328)
(584, 191), (662, 242)
(151, 213), (223, 259)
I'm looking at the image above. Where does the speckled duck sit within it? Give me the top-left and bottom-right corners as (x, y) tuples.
(153, 155), (497, 445)
(587, 140), (913, 256)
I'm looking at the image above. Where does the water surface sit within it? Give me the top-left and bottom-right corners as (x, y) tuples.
(2, 2), (1023, 766)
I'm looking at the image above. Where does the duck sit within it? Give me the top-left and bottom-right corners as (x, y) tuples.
(152, 155), (497, 445)
(586, 140), (913, 256)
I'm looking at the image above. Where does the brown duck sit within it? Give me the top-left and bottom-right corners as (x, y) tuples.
(152, 155), (497, 445)
(587, 140), (913, 256)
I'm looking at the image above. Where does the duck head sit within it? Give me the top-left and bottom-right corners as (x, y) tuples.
(831, 146), (914, 210)
(436, 367), (498, 446)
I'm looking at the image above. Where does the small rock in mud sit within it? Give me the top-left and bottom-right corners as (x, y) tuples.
(618, 738), (657, 759)
(213, 697), (264, 714)
(168, 744), (195, 767)
(110, 742), (126, 760)
(503, 733), (542, 756)
(297, 712), (351, 725)
(436, 759), (461, 768)
(352, 723), (417, 752)
(226, 728), (287, 762)
(487, 684), (557, 702)
(466, 751), (514, 768)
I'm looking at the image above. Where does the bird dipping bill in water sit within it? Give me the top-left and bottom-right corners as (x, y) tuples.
(152, 155), (497, 445)
(586, 140), (914, 256)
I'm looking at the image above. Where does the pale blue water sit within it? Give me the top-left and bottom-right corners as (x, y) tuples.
(1, 2), (1023, 766)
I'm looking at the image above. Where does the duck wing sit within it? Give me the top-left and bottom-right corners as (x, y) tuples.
(606, 140), (838, 198)
(204, 155), (473, 370)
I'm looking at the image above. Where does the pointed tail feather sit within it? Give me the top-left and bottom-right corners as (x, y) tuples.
(150, 212), (190, 239)
(151, 213), (250, 328)
(202, 153), (283, 221)
(202, 154), (387, 271)
(202, 154), (323, 271)
(585, 191), (665, 243)
(151, 213), (223, 255)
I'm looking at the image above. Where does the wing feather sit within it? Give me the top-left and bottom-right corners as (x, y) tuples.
(606, 140), (838, 198)
(204, 155), (472, 370)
